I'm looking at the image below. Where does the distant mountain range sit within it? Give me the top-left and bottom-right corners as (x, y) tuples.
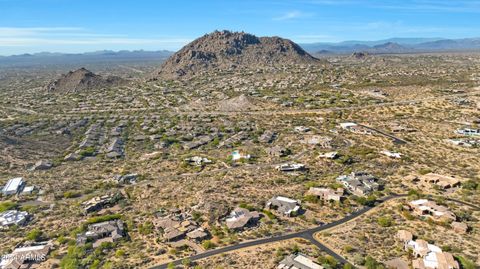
(300, 37), (480, 54)
(0, 50), (174, 68)
(1, 37), (480, 68)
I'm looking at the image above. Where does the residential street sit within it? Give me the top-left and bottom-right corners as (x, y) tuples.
(150, 194), (407, 269)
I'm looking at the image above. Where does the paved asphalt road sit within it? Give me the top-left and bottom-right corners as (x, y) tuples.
(151, 194), (406, 269)
(357, 124), (408, 144)
(441, 197), (480, 210)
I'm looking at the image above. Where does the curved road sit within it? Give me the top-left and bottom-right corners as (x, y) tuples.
(150, 194), (407, 269)
(437, 196), (480, 210)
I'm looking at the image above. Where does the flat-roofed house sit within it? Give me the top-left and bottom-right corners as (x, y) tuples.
(185, 228), (208, 243)
(340, 122), (357, 129)
(231, 150), (251, 161)
(336, 172), (380, 196)
(163, 227), (185, 242)
(419, 173), (462, 190)
(267, 146), (290, 157)
(81, 193), (120, 214)
(301, 135), (332, 148)
(407, 199), (456, 221)
(381, 150), (402, 159)
(318, 151), (339, 159)
(395, 230), (413, 243)
(405, 239), (459, 269)
(455, 127), (480, 136)
(385, 258), (409, 269)
(0, 210), (30, 229)
(2, 177), (25, 196)
(306, 187), (344, 202)
(276, 163), (306, 172)
(340, 122), (372, 135)
(451, 222), (468, 234)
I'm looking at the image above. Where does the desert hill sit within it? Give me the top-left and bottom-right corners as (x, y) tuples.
(45, 68), (126, 93)
(153, 30), (321, 79)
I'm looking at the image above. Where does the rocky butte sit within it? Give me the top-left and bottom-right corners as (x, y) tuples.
(152, 30), (323, 79)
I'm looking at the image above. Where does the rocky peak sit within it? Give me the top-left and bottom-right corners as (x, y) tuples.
(152, 30), (321, 80)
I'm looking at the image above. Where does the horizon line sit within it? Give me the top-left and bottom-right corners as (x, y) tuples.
(2, 35), (480, 57)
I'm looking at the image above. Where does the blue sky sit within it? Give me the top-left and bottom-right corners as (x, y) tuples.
(1, 0), (480, 55)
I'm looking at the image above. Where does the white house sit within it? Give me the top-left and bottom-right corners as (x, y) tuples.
(318, 151), (339, 159)
(405, 239), (459, 269)
(455, 128), (480, 136)
(231, 150), (250, 161)
(2, 177), (25, 196)
(0, 210), (30, 228)
(276, 163), (306, 172)
(340, 122), (357, 129)
(381, 150), (402, 159)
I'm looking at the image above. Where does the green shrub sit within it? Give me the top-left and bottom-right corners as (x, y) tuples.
(239, 203), (256, 211)
(456, 255), (476, 269)
(79, 146), (96, 157)
(462, 180), (478, 190)
(115, 249), (125, 257)
(303, 194), (319, 203)
(0, 201), (17, 212)
(26, 228), (43, 241)
(262, 210), (276, 220)
(202, 240), (216, 250)
(63, 191), (81, 199)
(138, 221), (154, 235)
(377, 215), (393, 227)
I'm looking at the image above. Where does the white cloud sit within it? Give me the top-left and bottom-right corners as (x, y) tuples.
(0, 27), (191, 48)
(273, 10), (312, 21)
(0, 37), (192, 47)
(0, 27), (85, 37)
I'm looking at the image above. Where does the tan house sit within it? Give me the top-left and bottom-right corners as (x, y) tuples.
(395, 230), (413, 243)
(385, 258), (409, 269)
(405, 239), (459, 269)
(156, 215), (204, 242)
(278, 253), (324, 269)
(450, 221), (468, 234)
(419, 173), (462, 189)
(225, 207), (260, 230)
(306, 187), (344, 202)
(407, 199), (456, 221)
